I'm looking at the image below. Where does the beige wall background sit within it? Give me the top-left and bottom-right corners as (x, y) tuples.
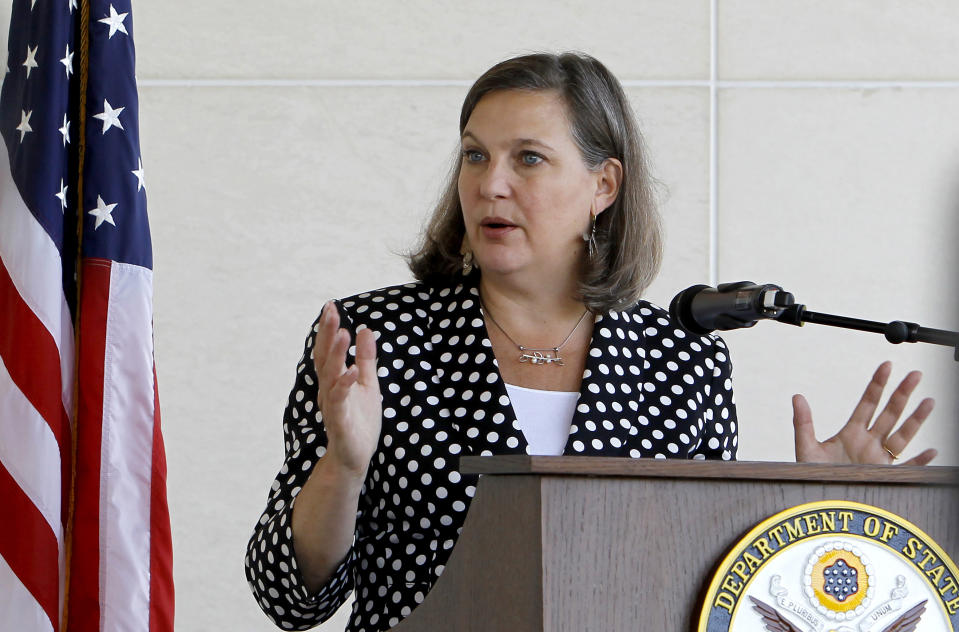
(3, 1), (959, 630)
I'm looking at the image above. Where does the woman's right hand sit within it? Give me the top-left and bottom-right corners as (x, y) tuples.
(313, 302), (383, 478)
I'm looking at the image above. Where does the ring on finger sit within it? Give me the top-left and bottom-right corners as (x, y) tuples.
(882, 443), (899, 461)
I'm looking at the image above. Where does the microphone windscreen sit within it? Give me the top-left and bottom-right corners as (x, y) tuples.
(669, 284), (713, 335)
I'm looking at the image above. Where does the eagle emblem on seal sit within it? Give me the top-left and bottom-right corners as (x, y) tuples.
(749, 596), (927, 632)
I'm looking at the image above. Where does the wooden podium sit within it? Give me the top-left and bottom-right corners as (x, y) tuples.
(392, 456), (959, 632)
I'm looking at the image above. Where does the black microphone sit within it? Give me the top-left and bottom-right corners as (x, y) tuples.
(669, 281), (795, 335)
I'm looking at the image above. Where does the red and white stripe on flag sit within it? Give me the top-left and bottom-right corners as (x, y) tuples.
(67, 258), (173, 632)
(0, 0), (174, 629)
(0, 146), (73, 632)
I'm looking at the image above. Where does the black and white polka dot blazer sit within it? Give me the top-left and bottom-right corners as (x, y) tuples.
(245, 275), (738, 632)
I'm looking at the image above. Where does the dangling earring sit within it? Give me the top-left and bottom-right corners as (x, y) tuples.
(582, 211), (597, 260)
(460, 236), (475, 274)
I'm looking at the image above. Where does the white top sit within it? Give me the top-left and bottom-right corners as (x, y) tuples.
(504, 383), (579, 455)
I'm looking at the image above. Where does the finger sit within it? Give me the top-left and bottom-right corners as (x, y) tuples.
(354, 327), (379, 387)
(326, 365), (360, 404)
(846, 362), (892, 429)
(317, 329), (352, 405)
(902, 448), (937, 466)
(312, 302), (341, 373)
(324, 329), (352, 379)
(884, 397), (934, 454)
(870, 370), (922, 437)
(792, 394), (819, 461)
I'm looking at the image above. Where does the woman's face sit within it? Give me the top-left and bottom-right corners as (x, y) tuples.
(458, 89), (615, 282)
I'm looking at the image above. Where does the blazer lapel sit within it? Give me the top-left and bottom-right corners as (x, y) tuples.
(565, 309), (646, 457)
(427, 277), (529, 457)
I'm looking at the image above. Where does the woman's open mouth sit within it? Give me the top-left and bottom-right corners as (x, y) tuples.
(480, 217), (517, 237)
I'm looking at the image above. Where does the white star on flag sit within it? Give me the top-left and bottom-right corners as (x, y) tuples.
(88, 195), (118, 229)
(59, 114), (71, 146)
(16, 109), (32, 141)
(93, 99), (125, 134)
(55, 179), (69, 211)
(60, 45), (73, 78)
(98, 4), (129, 38)
(69, 0), (77, 11)
(132, 157), (146, 191)
(23, 44), (39, 78)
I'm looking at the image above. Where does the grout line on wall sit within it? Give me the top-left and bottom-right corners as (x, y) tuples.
(136, 78), (713, 88)
(136, 78), (959, 89)
(716, 80), (959, 89)
(136, 78), (475, 87)
(624, 80), (710, 87)
(708, 0), (719, 286)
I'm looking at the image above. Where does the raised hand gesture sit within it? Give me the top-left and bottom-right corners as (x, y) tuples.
(290, 303), (383, 591)
(313, 302), (383, 477)
(792, 362), (937, 465)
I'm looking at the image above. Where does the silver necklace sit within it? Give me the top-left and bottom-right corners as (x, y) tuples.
(481, 299), (590, 367)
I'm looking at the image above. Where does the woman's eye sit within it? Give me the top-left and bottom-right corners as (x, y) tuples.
(463, 150), (484, 163)
(520, 152), (544, 166)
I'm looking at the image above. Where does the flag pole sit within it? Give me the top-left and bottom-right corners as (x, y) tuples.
(62, 0), (91, 628)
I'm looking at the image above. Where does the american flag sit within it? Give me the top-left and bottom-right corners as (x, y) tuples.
(0, 1), (173, 631)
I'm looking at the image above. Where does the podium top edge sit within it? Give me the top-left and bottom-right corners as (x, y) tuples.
(458, 455), (959, 486)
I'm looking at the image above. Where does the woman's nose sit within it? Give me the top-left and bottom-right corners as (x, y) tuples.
(478, 160), (511, 199)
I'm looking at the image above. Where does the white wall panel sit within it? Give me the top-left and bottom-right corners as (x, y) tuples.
(718, 87), (959, 463)
(719, 0), (959, 80)
(135, 0), (710, 81)
(626, 88), (712, 308)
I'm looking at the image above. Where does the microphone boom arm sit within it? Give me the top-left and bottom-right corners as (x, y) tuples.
(775, 304), (959, 361)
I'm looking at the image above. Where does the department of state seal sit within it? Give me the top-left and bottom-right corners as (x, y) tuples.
(699, 501), (959, 632)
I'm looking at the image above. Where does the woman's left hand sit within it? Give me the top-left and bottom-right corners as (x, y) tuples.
(792, 361), (937, 465)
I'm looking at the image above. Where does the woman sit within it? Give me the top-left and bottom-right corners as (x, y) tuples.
(245, 52), (935, 632)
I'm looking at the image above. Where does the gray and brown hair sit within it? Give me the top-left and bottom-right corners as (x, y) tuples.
(407, 52), (662, 312)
